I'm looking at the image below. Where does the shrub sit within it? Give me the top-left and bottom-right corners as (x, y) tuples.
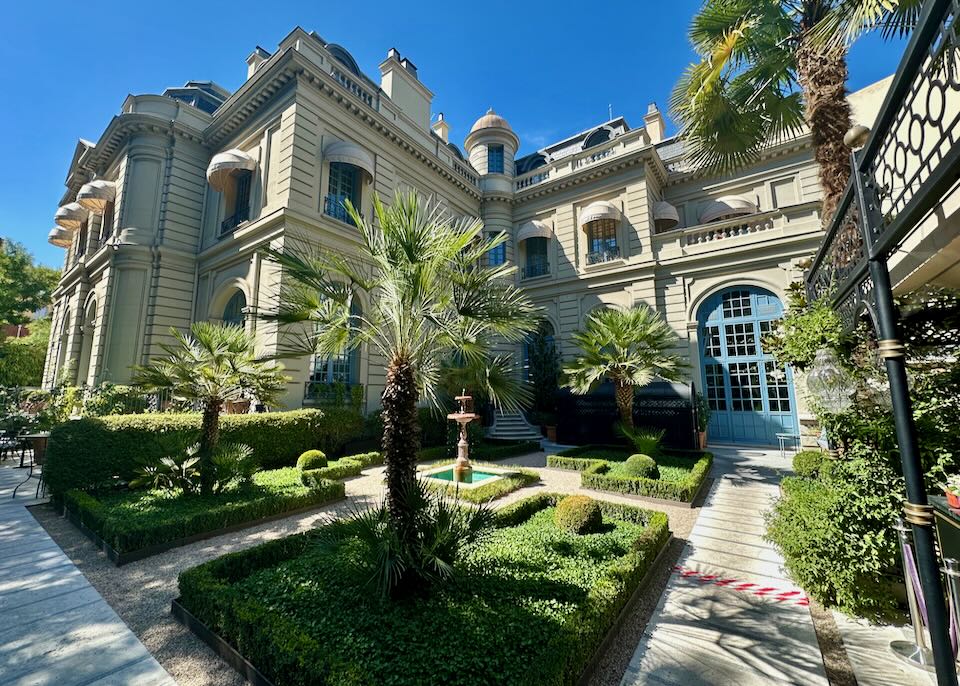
(301, 452), (383, 486)
(581, 452), (713, 502)
(176, 493), (670, 686)
(45, 409), (365, 495)
(63, 468), (344, 555)
(792, 450), (824, 478)
(555, 495), (603, 534)
(620, 426), (664, 458)
(624, 454), (659, 479)
(297, 450), (328, 471)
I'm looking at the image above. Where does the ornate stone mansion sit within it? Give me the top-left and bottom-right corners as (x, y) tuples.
(41, 27), (890, 446)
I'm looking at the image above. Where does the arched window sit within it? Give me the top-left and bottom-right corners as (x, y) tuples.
(222, 291), (246, 328)
(583, 127), (611, 149)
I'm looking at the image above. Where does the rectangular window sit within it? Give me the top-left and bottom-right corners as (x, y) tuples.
(705, 362), (727, 411)
(325, 162), (361, 225)
(523, 237), (549, 278)
(75, 221), (88, 257)
(765, 361), (792, 412)
(729, 362), (763, 411)
(586, 220), (619, 264)
(99, 201), (115, 243)
(724, 322), (757, 357)
(487, 234), (506, 267)
(221, 171), (252, 235)
(488, 145), (504, 174)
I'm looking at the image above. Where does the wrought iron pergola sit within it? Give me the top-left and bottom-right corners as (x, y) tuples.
(806, 1), (960, 683)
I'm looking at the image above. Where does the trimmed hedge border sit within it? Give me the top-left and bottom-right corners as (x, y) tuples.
(422, 463), (539, 503)
(417, 439), (540, 463)
(547, 448), (713, 505)
(62, 472), (345, 565)
(45, 408), (365, 495)
(300, 451), (382, 486)
(175, 492), (671, 686)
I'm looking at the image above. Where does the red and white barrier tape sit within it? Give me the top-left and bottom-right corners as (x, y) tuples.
(673, 565), (809, 606)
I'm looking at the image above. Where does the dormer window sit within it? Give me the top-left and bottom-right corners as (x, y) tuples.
(488, 144), (504, 174)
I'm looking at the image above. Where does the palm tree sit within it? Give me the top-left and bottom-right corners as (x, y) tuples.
(263, 191), (540, 539)
(671, 0), (920, 224)
(564, 305), (685, 429)
(133, 322), (288, 495)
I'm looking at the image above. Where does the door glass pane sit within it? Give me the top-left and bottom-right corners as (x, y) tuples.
(724, 322), (757, 357)
(722, 289), (752, 318)
(705, 362), (726, 411)
(703, 325), (722, 357)
(729, 362), (762, 411)
(765, 361), (792, 412)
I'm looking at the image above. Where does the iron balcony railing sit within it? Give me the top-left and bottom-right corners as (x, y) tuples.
(220, 206), (250, 235)
(303, 381), (364, 409)
(324, 194), (362, 226)
(806, 0), (960, 328)
(586, 246), (621, 265)
(522, 256), (550, 279)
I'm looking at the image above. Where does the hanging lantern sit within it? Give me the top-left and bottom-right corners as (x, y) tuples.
(807, 347), (854, 414)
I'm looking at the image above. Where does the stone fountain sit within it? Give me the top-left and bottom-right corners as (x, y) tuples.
(447, 391), (479, 482)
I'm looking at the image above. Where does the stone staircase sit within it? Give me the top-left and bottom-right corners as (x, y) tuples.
(487, 410), (543, 442)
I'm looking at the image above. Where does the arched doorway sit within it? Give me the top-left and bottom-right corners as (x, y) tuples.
(221, 290), (246, 328)
(697, 287), (797, 445)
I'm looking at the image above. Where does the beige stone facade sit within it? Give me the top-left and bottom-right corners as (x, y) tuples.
(42, 28), (890, 445)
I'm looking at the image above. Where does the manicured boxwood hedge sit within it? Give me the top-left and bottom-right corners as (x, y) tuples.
(547, 447), (713, 503)
(422, 462), (539, 503)
(300, 451), (383, 487)
(62, 468), (344, 555)
(45, 408), (364, 495)
(176, 492), (670, 686)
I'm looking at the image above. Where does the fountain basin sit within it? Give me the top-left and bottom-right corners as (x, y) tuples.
(419, 464), (518, 490)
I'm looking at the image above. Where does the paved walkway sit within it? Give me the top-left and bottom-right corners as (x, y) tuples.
(621, 445), (829, 686)
(0, 463), (174, 686)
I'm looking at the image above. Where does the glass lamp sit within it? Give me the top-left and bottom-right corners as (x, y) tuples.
(807, 347), (854, 415)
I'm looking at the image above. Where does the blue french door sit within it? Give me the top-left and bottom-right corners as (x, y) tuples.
(698, 287), (797, 446)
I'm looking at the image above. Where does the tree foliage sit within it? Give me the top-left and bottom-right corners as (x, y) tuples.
(0, 240), (60, 327)
(0, 318), (51, 386)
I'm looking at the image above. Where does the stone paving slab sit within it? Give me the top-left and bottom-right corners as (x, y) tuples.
(621, 446), (829, 686)
(831, 610), (936, 686)
(0, 464), (174, 686)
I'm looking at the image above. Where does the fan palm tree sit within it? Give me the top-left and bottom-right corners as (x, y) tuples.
(262, 191), (540, 540)
(132, 322), (288, 495)
(671, 0), (920, 224)
(564, 305), (685, 429)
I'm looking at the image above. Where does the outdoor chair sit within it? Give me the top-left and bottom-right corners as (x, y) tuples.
(11, 443), (46, 499)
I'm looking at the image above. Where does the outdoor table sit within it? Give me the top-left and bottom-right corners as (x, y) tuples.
(776, 432), (801, 459)
(20, 432), (50, 467)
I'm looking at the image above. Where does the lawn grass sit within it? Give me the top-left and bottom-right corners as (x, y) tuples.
(177, 493), (670, 686)
(62, 468), (344, 555)
(547, 445), (713, 503)
(420, 462), (539, 502)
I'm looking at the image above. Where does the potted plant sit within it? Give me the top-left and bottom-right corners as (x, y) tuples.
(943, 474), (960, 509)
(695, 390), (711, 449)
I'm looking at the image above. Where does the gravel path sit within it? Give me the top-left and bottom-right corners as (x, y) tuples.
(32, 452), (704, 686)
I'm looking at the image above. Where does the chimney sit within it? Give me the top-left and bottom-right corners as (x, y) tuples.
(644, 102), (665, 143)
(431, 112), (450, 143)
(380, 48), (434, 131)
(246, 47), (271, 79)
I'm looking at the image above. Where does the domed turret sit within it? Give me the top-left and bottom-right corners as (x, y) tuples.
(465, 108), (519, 178)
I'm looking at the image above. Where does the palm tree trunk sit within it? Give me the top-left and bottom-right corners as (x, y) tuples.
(614, 380), (634, 429)
(796, 36), (852, 228)
(199, 398), (222, 496)
(381, 355), (420, 537)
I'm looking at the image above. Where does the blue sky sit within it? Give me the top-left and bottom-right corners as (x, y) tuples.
(2, 0), (905, 268)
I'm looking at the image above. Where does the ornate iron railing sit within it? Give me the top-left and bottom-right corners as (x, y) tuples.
(807, 0), (960, 328)
(586, 246), (621, 265)
(522, 255), (550, 279)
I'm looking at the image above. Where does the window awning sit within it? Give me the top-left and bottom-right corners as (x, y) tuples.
(47, 226), (73, 248)
(699, 195), (757, 224)
(55, 202), (87, 230)
(206, 149), (258, 192)
(579, 200), (619, 229)
(76, 179), (116, 212)
(324, 140), (375, 181)
(653, 200), (680, 232)
(517, 220), (552, 242)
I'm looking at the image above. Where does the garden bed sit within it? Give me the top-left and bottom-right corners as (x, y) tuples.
(548, 445), (713, 505)
(174, 493), (670, 686)
(62, 468), (345, 565)
(419, 462), (539, 502)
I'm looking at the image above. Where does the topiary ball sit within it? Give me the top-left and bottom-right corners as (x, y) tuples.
(555, 495), (603, 535)
(624, 454), (659, 479)
(297, 449), (327, 471)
